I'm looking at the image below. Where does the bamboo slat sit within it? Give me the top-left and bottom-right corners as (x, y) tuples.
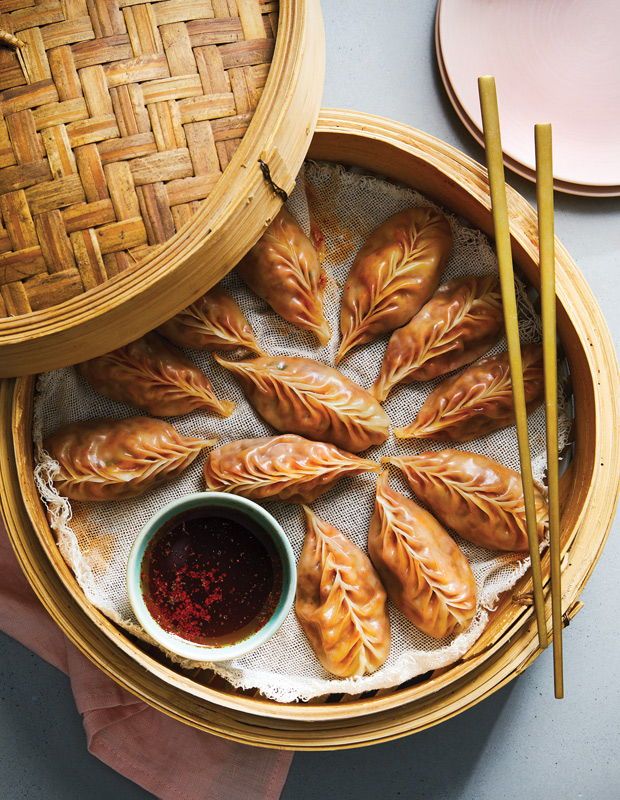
(0, 0), (324, 376)
(1, 110), (618, 749)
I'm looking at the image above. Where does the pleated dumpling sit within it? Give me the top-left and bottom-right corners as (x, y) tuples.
(384, 450), (548, 552)
(337, 207), (452, 363)
(215, 354), (390, 453)
(296, 507), (390, 677)
(373, 275), (503, 401)
(204, 435), (380, 503)
(78, 333), (235, 418)
(395, 344), (544, 441)
(158, 286), (263, 355)
(237, 207), (331, 345)
(44, 417), (213, 501)
(369, 473), (477, 639)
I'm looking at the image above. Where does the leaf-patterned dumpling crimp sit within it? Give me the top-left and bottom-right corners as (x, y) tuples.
(204, 434), (381, 503)
(44, 417), (214, 502)
(158, 286), (264, 355)
(336, 206), (452, 363)
(373, 275), (503, 401)
(395, 344), (544, 441)
(384, 450), (548, 552)
(78, 333), (235, 418)
(214, 354), (390, 453)
(296, 506), (391, 677)
(237, 207), (331, 345)
(369, 473), (477, 639)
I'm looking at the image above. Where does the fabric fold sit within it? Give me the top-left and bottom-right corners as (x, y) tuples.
(0, 522), (292, 800)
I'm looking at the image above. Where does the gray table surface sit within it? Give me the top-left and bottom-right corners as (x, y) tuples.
(1, 2), (618, 798)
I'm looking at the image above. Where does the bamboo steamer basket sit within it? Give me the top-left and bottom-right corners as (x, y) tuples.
(1, 109), (618, 750)
(0, 0), (324, 377)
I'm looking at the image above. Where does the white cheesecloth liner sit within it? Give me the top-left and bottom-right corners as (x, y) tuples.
(32, 161), (570, 702)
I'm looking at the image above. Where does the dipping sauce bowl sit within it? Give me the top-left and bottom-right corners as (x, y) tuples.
(127, 492), (296, 662)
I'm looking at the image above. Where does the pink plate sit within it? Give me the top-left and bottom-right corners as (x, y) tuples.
(436, 0), (620, 195)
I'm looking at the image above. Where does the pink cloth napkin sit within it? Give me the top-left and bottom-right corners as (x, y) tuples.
(0, 520), (293, 800)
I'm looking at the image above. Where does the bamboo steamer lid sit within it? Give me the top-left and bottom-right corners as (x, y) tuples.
(0, 0), (324, 376)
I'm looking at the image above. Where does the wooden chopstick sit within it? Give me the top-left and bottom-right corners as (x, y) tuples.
(477, 75), (549, 651)
(535, 123), (564, 698)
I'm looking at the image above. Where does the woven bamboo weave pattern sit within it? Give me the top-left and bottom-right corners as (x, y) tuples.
(0, 0), (278, 317)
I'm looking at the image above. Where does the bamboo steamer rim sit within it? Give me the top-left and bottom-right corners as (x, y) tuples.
(1, 110), (618, 749)
(0, 0), (324, 378)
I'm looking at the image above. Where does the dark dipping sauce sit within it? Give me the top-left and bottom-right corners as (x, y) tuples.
(141, 509), (283, 647)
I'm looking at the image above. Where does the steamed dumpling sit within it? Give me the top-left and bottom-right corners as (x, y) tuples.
(296, 506), (390, 677)
(395, 344), (544, 441)
(158, 286), (263, 355)
(337, 207), (452, 363)
(78, 333), (235, 418)
(369, 473), (477, 639)
(237, 207), (331, 344)
(44, 417), (213, 501)
(373, 275), (503, 401)
(204, 435), (380, 503)
(215, 354), (390, 453)
(384, 450), (548, 552)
